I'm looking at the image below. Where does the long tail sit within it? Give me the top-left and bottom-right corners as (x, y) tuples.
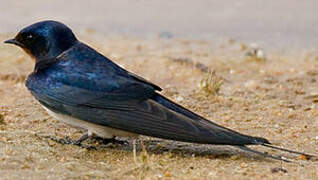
(237, 143), (316, 163)
(152, 93), (316, 162)
(237, 146), (291, 162)
(152, 93), (269, 145)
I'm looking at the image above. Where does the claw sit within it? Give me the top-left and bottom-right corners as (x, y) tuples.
(40, 132), (95, 150)
(95, 137), (129, 145)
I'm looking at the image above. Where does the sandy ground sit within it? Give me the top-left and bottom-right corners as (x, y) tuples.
(0, 32), (318, 179)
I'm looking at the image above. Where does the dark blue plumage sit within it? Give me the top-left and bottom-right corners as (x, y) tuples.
(25, 41), (265, 145)
(6, 20), (313, 161)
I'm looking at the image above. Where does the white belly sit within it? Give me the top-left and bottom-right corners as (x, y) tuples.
(42, 106), (139, 139)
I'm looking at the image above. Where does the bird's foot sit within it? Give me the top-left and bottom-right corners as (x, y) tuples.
(56, 136), (82, 145)
(94, 137), (129, 146)
(47, 132), (96, 150)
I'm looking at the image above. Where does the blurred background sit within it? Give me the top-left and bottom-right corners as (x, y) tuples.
(1, 0), (318, 50)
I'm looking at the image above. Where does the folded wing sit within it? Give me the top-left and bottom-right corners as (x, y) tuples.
(27, 43), (269, 145)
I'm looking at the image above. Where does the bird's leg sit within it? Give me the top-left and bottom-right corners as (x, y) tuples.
(71, 132), (91, 145)
(46, 132), (128, 148)
(48, 131), (95, 149)
(59, 131), (91, 145)
(94, 136), (129, 145)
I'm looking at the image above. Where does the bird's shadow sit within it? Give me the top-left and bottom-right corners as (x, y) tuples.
(37, 134), (290, 162)
(89, 137), (272, 162)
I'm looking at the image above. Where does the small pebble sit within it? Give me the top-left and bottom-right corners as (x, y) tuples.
(271, 167), (287, 173)
(165, 171), (171, 177)
(0, 114), (4, 124)
(176, 96), (184, 102)
(298, 154), (310, 160)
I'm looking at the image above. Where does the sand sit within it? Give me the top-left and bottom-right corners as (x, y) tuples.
(0, 33), (317, 179)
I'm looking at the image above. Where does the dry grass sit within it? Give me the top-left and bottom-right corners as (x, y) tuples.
(0, 33), (317, 179)
(200, 70), (224, 96)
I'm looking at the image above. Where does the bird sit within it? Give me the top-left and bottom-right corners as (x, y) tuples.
(4, 20), (313, 162)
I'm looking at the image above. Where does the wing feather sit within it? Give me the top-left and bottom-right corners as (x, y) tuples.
(26, 43), (268, 145)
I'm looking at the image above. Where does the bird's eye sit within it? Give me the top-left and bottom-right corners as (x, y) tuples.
(26, 34), (33, 40)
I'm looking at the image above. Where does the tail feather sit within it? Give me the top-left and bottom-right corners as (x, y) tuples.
(261, 143), (315, 158)
(152, 93), (269, 145)
(152, 93), (316, 162)
(237, 146), (292, 163)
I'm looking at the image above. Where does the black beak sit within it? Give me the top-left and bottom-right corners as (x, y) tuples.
(4, 39), (24, 47)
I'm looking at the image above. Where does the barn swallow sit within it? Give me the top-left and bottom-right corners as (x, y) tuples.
(5, 20), (313, 162)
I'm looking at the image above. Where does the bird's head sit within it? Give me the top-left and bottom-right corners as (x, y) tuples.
(4, 20), (78, 61)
